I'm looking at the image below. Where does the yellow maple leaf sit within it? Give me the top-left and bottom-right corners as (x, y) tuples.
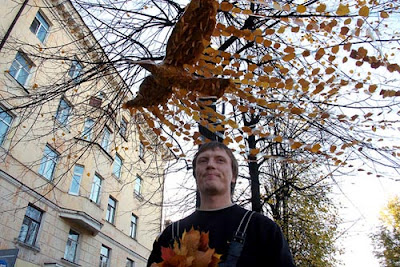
(336, 4), (350, 16)
(359, 6), (369, 17)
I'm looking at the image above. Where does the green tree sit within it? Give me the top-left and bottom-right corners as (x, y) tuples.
(371, 196), (400, 267)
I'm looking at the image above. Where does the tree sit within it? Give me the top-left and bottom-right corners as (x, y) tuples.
(371, 196), (400, 267)
(231, 104), (342, 265)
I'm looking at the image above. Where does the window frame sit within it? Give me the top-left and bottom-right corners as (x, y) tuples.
(68, 60), (83, 82)
(9, 51), (33, 86)
(63, 229), (80, 263)
(89, 173), (102, 204)
(99, 245), (111, 267)
(119, 117), (127, 139)
(126, 258), (135, 267)
(105, 196), (117, 224)
(82, 118), (94, 141)
(69, 165), (84, 195)
(134, 175), (142, 197)
(139, 142), (145, 160)
(130, 213), (138, 239)
(0, 106), (13, 146)
(100, 127), (111, 153)
(29, 11), (50, 43)
(55, 98), (72, 127)
(38, 144), (59, 181)
(17, 204), (43, 247)
(112, 154), (123, 179)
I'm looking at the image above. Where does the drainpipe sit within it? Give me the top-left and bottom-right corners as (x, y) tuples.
(0, 0), (30, 52)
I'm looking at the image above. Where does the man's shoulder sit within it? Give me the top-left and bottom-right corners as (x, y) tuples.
(233, 206), (279, 229)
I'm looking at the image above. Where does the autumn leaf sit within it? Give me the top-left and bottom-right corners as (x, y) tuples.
(336, 4), (350, 16)
(220, 1), (233, 12)
(311, 144), (321, 153)
(290, 107), (304, 115)
(296, 5), (306, 13)
(274, 135), (283, 142)
(291, 142), (303, 149)
(359, 6), (369, 17)
(316, 3), (326, 12)
(380, 11), (389, 18)
(154, 228), (220, 267)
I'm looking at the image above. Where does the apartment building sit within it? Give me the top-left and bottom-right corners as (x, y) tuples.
(0, 0), (167, 266)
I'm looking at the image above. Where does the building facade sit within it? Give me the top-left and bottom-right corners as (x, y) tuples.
(0, 0), (166, 266)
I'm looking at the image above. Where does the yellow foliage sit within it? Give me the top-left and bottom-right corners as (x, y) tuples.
(358, 6), (369, 17)
(274, 135), (283, 142)
(296, 5), (306, 13)
(380, 11), (389, 18)
(316, 3), (326, 12)
(220, 1), (233, 12)
(291, 142), (303, 149)
(336, 4), (350, 16)
(311, 144), (321, 153)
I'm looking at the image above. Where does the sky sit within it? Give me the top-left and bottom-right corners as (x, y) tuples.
(334, 174), (400, 266)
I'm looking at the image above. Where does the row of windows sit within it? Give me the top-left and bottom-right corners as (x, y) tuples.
(9, 10), (82, 87)
(19, 204), (138, 266)
(69, 164), (142, 202)
(57, 99), (130, 154)
(1, 102), (144, 183)
(9, 51), (82, 87)
(100, 244), (135, 267)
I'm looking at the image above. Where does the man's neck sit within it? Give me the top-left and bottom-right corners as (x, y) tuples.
(199, 195), (233, 210)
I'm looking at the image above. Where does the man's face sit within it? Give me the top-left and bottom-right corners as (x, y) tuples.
(195, 147), (235, 196)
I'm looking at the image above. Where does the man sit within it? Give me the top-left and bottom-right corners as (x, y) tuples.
(147, 141), (295, 266)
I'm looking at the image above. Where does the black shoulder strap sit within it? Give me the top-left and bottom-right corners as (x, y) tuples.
(169, 220), (180, 246)
(219, 210), (255, 267)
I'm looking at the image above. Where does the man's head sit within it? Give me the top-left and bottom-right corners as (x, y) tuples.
(193, 141), (238, 196)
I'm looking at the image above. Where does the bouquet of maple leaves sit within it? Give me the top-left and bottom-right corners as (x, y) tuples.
(151, 228), (221, 267)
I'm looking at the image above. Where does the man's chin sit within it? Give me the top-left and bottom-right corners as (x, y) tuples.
(202, 185), (222, 195)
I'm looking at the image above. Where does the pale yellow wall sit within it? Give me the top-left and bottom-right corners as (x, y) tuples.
(0, 0), (165, 265)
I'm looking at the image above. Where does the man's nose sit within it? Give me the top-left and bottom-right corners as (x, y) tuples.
(206, 158), (217, 168)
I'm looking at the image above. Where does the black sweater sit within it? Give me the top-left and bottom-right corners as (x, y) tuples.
(147, 204), (295, 266)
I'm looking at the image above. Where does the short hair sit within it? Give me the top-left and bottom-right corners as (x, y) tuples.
(192, 141), (238, 194)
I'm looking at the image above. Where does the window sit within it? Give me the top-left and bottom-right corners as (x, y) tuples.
(105, 197), (116, 224)
(112, 154), (122, 179)
(55, 98), (71, 126)
(9, 52), (32, 86)
(0, 107), (13, 145)
(139, 142), (144, 159)
(30, 11), (50, 42)
(68, 60), (83, 81)
(18, 204), (43, 246)
(100, 127), (111, 152)
(126, 258), (135, 267)
(82, 118), (94, 141)
(64, 229), (79, 263)
(69, 165), (84, 195)
(38, 145), (59, 180)
(130, 214), (138, 239)
(89, 174), (102, 203)
(119, 118), (127, 138)
(134, 175), (142, 196)
(99, 245), (110, 267)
